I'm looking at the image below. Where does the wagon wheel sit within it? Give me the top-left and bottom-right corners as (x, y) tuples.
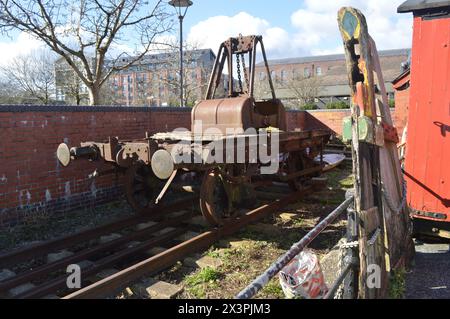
(287, 151), (308, 191)
(199, 168), (234, 226)
(124, 163), (162, 214)
(287, 151), (321, 191)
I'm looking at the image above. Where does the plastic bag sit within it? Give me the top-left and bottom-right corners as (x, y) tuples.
(279, 249), (328, 299)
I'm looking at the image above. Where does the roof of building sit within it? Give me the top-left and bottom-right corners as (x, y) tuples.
(106, 48), (216, 68)
(256, 49), (410, 67)
(54, 48), (217, 73)
(392, 69), (411, 91)
(398, 0), (450, 13)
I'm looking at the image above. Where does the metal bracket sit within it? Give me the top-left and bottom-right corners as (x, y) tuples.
(367, 228), (381, 246)
(155, 169), (178, 204)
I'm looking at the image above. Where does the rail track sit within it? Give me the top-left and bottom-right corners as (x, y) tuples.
(0, 182), (321, 299)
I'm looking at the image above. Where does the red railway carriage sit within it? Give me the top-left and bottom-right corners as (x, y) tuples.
(398, 0), (450, 238)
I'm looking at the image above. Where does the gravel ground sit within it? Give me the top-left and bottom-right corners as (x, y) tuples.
(405, 240), (450, 299)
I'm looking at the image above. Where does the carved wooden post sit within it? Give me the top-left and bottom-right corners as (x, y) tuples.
(338, 7), (415, 298)
(338, 7), (388, 298)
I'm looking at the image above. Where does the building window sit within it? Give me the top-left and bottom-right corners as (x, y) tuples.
(316, 67), (322, 76)
(303, 68), (310, 78)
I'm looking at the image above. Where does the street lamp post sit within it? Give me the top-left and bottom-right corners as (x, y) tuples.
(169, 0), (193, 107)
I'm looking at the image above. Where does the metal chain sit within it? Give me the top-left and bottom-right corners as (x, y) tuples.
(236, 55), (243, 93)
(335, 238), (358, 299)
(241, 54), (249, 93)
(335, 200), (358, 299)
(382, 179), (407, 215)
(335, 245), (345, 299)
(340, 241), (359, 249)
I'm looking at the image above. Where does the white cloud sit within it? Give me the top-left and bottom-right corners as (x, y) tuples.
(311, 46), (344, 56)
(291, 0), (412, 54)
(0, 32), (45, 66)
(187, 12), (268, 49)
(186, 12), (307, 59)
(187, 1), (412, 60)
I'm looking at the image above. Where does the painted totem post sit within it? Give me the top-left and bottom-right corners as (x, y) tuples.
(338, 7), (414, 299)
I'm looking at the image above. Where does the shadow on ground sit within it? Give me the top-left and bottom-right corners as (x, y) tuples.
(405, 239), (450, 299)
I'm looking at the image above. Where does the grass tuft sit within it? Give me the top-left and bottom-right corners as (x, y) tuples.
(185, 267), (222, 286)
(389, 268), (406, 299)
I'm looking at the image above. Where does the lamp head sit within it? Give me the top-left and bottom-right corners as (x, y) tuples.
(169, 0), (193, 18)
(169, 0), (193, 8)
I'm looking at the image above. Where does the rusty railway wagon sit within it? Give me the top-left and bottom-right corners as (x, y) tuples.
(57, 35), (331, 226)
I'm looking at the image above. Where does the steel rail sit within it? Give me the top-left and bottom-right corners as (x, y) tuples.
(0, 211), (195, 293)
(15, 226), (188, 299)
(0, 197), (196, 268)
(63, 187), (314, 299)
(235, 195), (354, 299)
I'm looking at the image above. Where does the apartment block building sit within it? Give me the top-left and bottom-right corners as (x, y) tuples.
(54, 49), (217, 107)
(108, 49), (217, 107)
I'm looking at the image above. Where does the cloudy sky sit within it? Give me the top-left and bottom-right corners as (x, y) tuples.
(0, 0), (413, 65)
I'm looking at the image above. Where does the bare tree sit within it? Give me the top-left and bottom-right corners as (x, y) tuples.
(0, 76), (21, 104)
(253, 73), (272, 100)
(0, 49), (56, 104)
(54, 58), (89, 105)
(281, 74), (322, 109)
(0, 0), (172, 105)
(99, 79), (122, 105)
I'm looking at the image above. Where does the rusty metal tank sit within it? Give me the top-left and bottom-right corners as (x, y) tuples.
(191, 96), (286, 134)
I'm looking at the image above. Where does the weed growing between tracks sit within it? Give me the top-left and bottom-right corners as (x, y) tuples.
(184, 267), (224, 298)
(154, 163), (353, 299)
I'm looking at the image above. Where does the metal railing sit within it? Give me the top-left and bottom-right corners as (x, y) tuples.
(235, 195), (355, 299)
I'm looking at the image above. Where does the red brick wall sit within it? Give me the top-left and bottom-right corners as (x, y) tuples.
(393, 91), (408, 135)
(0, 106), (191, 225)
(305, 109), (403, 137)
(0, 105), (402, 224)
(305, 109), (350, 134)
